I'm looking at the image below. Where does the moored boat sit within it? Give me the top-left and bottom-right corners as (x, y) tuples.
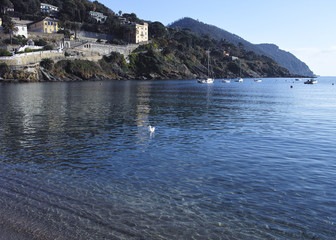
(304, 78), (318, 84)
(198, 78), (214, 84)
(197, 50), (214, 84)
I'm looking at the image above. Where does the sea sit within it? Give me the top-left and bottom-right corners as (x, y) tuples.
(0, 77), (335, 239)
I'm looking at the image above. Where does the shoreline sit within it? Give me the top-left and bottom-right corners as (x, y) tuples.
(0, 76), (315, 84)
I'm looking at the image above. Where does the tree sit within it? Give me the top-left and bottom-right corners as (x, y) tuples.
(2, 16), (18, 45)
(40, 58), (54, 70)
(149, 21), (167, 39)
(0, 0), (13, 14)
(9, 0), (40, 15)
(70, 22), (81, 40)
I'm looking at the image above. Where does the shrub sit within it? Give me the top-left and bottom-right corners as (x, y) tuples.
(108, 39), (126, 45)
(0, 63), (9, 75)
(58, 29), (71, 38)
(40, 58), (54, 70)
(35, 39), (48, 46)
(55, 60), (102, 79)
(0, 49), (12, 56)
(44, 45), (53, 50)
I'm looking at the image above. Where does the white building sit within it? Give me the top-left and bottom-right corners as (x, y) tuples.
(14, 24), (28, 38)
(134, 22), (148, 43)
(89, 11), (107, 24)
(41, 3), (59, 14)
(12, 18), (33, 38)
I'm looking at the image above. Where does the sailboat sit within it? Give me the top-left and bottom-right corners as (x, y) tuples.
(197, 50), (214, 84)
(234, 60), (243, 82)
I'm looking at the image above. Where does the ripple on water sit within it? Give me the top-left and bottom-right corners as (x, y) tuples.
(0, 78), (335, 239)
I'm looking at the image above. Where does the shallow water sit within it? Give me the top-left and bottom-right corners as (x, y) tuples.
(0, 78), (335, 239)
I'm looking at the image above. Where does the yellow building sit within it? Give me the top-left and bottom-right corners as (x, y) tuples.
(29, 17), (59, 33)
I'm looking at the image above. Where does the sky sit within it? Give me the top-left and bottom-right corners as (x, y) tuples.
(99, 0), (336, 76)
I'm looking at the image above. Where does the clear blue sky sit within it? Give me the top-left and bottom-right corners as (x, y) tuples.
(99, 0), (336, 76)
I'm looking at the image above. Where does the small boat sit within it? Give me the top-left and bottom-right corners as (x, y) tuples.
(304, 78), (318, 84)
(295, 78), (302, 81)
(198, 78), (214, 84)
(234, 60), (243, 82)
(254, 79), (262, 82)
(222, 79), (231, 83)
(198, 50), (214, 84)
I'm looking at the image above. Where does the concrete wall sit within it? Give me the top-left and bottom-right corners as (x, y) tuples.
(28, 32), (64, 41)
(74, 42), (139, 57)
(0, 50), (64, 66)
(77, 30), (114, 41)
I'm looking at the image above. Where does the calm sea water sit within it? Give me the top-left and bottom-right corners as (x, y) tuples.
(0, 77), (335, 239)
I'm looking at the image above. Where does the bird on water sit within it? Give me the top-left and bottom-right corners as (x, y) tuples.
(148, 125), (155, 133)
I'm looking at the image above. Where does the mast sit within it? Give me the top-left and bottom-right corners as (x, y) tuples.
(206, 50), (210, 77)
(239, 59), (241, 78)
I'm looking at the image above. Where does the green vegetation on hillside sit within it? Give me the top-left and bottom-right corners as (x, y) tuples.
(46, 27), (291, 81)
(0, 0), (295, 80)
(170, 17), (314, 77)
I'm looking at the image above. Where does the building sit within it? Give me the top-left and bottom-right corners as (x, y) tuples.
(40, 3), (59, 13)
(12, 18), (33, 38)
(0, 18), (30, 38)
(134, 22), (148, 43)
(1, 7), (14, 14)
(29, 18), (59, 34)
(89, 11), (107, 24)
(14, 23), (28, 38)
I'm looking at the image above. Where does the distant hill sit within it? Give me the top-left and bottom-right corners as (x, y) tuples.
(169, 17), (314, 77)
(256, 44), (314, 77)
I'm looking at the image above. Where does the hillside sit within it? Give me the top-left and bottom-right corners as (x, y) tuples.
(256, 44), (314, 77)
(0, 1), (295, 81)
(169, 17), (314, 77)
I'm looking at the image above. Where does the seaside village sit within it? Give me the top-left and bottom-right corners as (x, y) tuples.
(0, 3), (149, 69)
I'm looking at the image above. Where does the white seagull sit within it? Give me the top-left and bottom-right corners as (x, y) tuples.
(148, 125), (155, 133)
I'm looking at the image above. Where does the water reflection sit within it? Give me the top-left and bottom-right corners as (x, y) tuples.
(135, 82), (153, 144)
(0, 79), (335, 239)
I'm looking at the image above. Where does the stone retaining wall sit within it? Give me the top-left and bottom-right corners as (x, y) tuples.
(0, 50), (64, 66)
(74, 42), (139, 57)
(27, 32), (64, 42)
